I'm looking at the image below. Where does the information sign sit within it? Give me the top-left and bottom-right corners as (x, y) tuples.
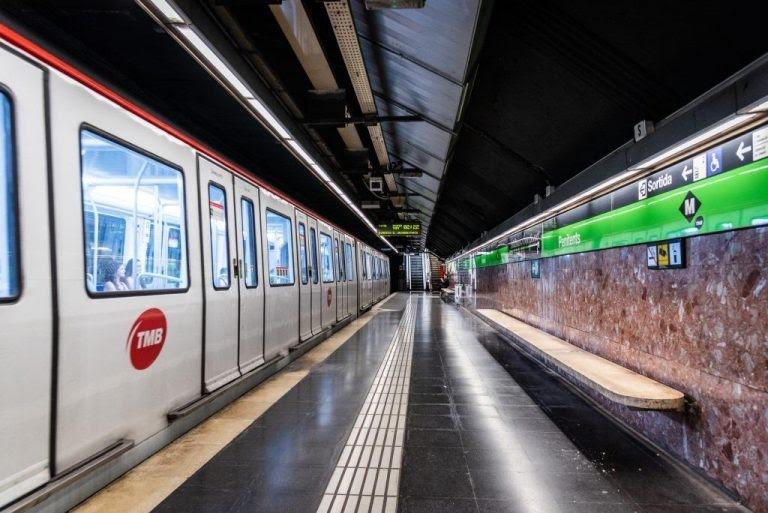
(377, 222), (421, 236)
(647, 239), (685, 270)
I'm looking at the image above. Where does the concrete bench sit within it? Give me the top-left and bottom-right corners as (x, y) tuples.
(475, 309), (685, 411)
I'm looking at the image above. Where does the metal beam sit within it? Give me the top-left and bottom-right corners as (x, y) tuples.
(303, 114), (423, 126)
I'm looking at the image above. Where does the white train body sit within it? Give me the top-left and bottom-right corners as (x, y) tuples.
(0, 32), (390, 508)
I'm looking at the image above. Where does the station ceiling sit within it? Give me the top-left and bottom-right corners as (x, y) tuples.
(2, 1), (768, 257)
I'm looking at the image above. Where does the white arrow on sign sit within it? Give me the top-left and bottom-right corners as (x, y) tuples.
(681, 164), (692, 181)
(736, 141), (752, 161)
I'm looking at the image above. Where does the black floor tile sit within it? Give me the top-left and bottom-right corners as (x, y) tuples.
(407, 413), (458, 430)
(400, 497), (479, 513)
(406, 428), (463, 447)
(403, 446), (467, 471)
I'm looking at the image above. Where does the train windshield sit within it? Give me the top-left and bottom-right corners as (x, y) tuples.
(320, 233), (333, 283)
(80, 129), (188, 295)
(266, 210), (294, 285)
(0, 92), (17, 300)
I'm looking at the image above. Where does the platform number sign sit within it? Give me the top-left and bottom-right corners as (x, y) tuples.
(647, 239), (685, 270)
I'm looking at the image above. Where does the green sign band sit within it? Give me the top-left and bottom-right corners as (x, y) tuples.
(541, 158), (768, 257)
(465, 123), (768, 269)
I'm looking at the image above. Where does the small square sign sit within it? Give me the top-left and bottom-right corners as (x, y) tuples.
(657, 243), (670, 266)
(530, 259), (540, 279)
(646, 245), (657, 267)
(647, 239), (686, 270)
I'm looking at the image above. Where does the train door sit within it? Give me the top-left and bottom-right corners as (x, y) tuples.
(348, 240), (358, 315)
(0, 47), (53, 507)
(260, 193), (298, 358)
(345, 236), (355, 316)
(318, 221), (335, 329)
(199, 157), (240, 391)
(333, 230), (342, 322)
(296, 210), (312, 340)
(308, 217), (321, 335)
(50, 72), (201, 471)
(234, 178), (264, 373)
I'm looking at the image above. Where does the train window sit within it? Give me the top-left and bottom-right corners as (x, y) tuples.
(298, 222), (308, 285)
(345, 243), (353, 282)
(310, 227), (319, 285)
(241, 197), (258, 288)
(0, 92), (17, 301)
(320, 233), (333, 283)
(266, 210), (294, 286)
(80, 129), (188, 295)
(333, 239), (346, 281)
(208, 184), (230, 289)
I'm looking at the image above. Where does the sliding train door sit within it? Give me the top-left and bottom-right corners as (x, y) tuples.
(261, 192), (299, 358)
(318, 220), (335, 329)
(0, 45), (52, 507)
(198, 157), (240, 391)
(308, 216), (321, 335)
(296, 210), (312, 340)
(234, 177), (264, 373)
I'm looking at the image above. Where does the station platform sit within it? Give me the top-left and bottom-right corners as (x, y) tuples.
(74, 293), (744, 513)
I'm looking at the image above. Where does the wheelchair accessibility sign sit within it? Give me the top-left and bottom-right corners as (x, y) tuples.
(707, 147), (723, 177)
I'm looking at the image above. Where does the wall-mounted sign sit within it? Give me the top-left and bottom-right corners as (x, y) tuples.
(647, 239), (685, 270)
(530, 259), (541, 278)
(377, 222), (421, 236)
(470, 123), (768, 269)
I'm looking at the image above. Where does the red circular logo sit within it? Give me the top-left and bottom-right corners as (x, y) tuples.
(127, 308), (167, 370)
(327, 288), (332, 307)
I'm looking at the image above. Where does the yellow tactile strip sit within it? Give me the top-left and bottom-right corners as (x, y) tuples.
(73, 300), (394, 513)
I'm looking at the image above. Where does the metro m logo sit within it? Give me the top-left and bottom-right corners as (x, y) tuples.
(679, 191), (702, 223)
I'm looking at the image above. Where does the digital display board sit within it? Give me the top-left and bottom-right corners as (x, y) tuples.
(378, 222), (421, 236)
(471, 124), (768, 268)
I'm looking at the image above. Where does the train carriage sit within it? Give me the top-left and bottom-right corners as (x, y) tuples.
(0, 34), (390, 509)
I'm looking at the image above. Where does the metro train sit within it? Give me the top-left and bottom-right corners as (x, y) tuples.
(0, 29), (391, 507)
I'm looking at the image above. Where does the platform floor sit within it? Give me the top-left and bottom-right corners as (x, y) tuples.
(78, 293), (746, 513)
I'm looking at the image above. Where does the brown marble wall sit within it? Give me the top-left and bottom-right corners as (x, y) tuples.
(473, 226), (768, 512)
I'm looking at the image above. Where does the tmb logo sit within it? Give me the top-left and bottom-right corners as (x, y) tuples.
(127, 308), (167, 370)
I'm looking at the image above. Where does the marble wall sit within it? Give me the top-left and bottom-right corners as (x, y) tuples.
(473, 226), (768, 512)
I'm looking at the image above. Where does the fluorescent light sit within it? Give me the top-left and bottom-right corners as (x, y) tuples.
(247, 98), (291, 139)
(147, 0), (185, 23)
(327, 181), (344, 196)
(286, 139), (316, 166)
(747, 98), (768, 113)
(176, 26), (253, 99)
(311, 164), (331, 181)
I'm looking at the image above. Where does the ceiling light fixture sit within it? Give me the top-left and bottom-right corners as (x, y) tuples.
(142, 0), (397, 252)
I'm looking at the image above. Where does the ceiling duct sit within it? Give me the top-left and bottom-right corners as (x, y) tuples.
(324, 0), (397, 193)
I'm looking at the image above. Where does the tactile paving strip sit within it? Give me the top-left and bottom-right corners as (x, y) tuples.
(316, 297), (415, 513)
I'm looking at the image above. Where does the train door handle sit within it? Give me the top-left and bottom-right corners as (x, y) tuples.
(233, 258), (239, 279)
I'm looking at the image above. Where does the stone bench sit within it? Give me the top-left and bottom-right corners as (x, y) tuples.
(475, 309), (685, 411)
